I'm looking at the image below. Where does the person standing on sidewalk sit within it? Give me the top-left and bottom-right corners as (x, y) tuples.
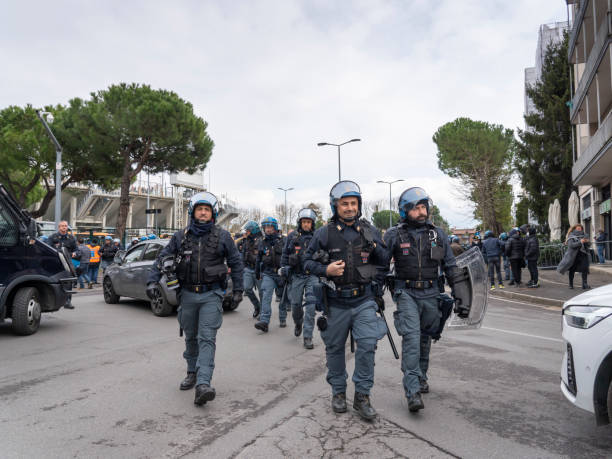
(75, 238), (92, 290)
(87, 239), (101, 285)
(499, 232), (513, 282)
(482, 230), (503, 290)
(525, 227), (540, 288)
(99, 236), (118, 275)
(450, 235), (464, 257)
(558, 224), (591, 290)
(596, 229), (607, 264)
(505, 228), (526, 286)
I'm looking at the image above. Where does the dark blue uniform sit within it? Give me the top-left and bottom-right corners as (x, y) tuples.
(303, 219), (388, 396)
(255, 232), (289, 325)
(148, 224), (243, 387)
(383, 221), (457, 398)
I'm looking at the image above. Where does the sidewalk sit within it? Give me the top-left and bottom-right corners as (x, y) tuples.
(489, 267), (612, 308)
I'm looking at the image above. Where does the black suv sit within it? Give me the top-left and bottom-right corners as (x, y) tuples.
(0, 185), (76, 335)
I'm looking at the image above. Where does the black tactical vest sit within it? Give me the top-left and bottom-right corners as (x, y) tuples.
(393, 225), (440, 281)
(176, 226), (227, 285)
(241, 235), (260, 269)
(261, 235), (284, 270)
(326, 221), (374, 287)
(288, 231), (313, 274)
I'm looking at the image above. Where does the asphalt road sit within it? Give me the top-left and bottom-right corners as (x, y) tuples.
(1, 291), (611, 458)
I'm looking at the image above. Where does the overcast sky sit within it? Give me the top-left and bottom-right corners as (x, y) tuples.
(2, 0), (568, 228)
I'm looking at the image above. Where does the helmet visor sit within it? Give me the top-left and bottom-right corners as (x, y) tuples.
(190, 192), (218, 210)
(330, 181), (361, 201)
(399, 187), (432, 212)
(298, 208), (317, 222)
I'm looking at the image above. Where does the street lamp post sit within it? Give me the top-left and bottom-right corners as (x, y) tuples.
(317, 138), (361, 181)
(277, 187), (293, 233)
(377, 179), (405, 229)
(36, 110), (62, 230)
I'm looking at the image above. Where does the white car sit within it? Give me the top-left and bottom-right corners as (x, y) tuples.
(561, 284), (612, 425)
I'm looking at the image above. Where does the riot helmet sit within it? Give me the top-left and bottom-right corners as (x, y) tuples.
(499, 232), (508, 241)
(484, 230), (493, 238)
(329, 180), (362, 221)
(188, 191), (220, 221)
(243, 220), (261, 235)
(398, 187), (433, 219)
(297, 208), (317, 231)
(140, 236), (148, 241)
(148, 234), (157, 240)
(105, 235), (112, 241)
(261, 216), (279, 232)
(451, 235), (460, 244)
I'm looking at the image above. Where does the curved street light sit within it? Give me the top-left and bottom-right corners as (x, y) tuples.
(377, 179), (405, 229)
(277, 187), (294, 233)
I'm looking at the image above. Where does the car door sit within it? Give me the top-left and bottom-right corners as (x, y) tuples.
(114, 244), (146, 297)
(133, 243), (164, 299)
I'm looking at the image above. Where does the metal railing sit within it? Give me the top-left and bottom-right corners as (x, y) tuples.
(538, 240), (611, 269)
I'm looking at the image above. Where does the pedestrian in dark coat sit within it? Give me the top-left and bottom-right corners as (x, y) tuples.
(524, 228), (540, 288)
(505, 228), (526, 286)
(558, 224), (591, 289)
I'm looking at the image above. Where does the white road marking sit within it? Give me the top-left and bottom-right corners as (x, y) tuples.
(490, 295), (562, 310)
(481, 326), (563, 343)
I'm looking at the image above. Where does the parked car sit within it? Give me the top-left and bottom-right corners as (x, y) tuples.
(0, 185), (76, 335)
(103, 239), (236, 316)
(561, 284), (612, 425)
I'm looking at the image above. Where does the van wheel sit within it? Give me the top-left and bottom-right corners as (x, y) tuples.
(150, 284), (173, 317)
(103, 277), (120, 304)
(607, 379), (612, 424)
(12, 287), (42, 335)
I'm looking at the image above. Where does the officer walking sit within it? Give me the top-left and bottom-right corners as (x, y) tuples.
(99, 235), (118, 275)
(254, 217), (288, 332)
(236, 221), (263, 318)
(505, 228), (526, 286)
(281, 208), (318, 349)
(304, 181), (388, 421)
(383, 187), (462, 413)
(147, 192), (244, 406)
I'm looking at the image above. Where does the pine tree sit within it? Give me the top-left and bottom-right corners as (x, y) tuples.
(515, 32), (574, 233)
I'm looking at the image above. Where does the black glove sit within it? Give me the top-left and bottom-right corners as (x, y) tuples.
(375, 296), (385, 312)
(146, 283), (156, 300)
(232, 290), (243, 305)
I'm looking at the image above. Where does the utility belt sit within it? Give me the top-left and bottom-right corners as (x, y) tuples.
(327, 284), (370, 299)
(182, 282), (222, 293)
(394, 279), (436, 290)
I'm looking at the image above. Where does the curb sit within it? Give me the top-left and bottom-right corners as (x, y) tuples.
(489, 289), (564, 308)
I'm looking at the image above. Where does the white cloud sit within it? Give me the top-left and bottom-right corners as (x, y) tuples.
(0, 0), (568, 229)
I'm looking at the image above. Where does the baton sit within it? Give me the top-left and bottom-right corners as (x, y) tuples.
(378, 308), (399, 359)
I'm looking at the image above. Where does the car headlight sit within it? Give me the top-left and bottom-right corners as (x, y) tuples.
(564, 305), (612, 329)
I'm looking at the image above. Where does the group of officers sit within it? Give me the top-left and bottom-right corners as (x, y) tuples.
(147, 180), (471, 419)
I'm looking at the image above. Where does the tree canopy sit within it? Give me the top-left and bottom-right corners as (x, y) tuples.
(433, 117), (514, 234)
(515, 32), (573, 233)
(372, 209), (400, 230)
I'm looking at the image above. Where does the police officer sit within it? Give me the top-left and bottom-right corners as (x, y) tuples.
(304, 181), (388, 421)
(383, 187), (461, 413)
(254, 217), (288, 332)
(482, 230), (503, 290)
(281, 208), (318, 349)
(236, 220), (263, 318)
(99, 235), (118, 275)
(147, 192), (244, 406)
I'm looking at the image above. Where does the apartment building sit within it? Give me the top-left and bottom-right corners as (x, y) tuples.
(567, 0), (612, 248)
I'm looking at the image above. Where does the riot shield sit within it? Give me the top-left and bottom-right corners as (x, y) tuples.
(446, 246), (488, 330)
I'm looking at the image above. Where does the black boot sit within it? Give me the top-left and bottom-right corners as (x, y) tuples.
(331, 393), (347, 413)
(303, 337), (313, 349)
(407, 393), (424, 412)
(180, 372), (197, 390)
(569, 273), (574, 289)
(252, 306), (260, 319)
(582, 282), (591, 290)
(254, 321), (268, 332)
(353, 392), (377, 421)
(294, 321), (303, 337)
(419, 379), (429, 394)
(194, 384), (216, 406)
(279, 319), (287, 328)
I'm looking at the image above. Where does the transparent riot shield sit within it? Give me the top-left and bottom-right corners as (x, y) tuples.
(446, 246), (488, 330)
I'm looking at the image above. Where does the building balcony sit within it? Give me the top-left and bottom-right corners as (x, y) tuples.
(569, 0), (589, 61)
(573, 109), (612, 185)
(570, 10), (612, 122)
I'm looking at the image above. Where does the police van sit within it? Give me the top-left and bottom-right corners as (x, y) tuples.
(0, 185), (76, 335)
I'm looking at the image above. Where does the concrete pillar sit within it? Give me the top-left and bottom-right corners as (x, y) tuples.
(166, 206), (173, 228)
(70, 196), (77, 228)
(596, 72), (601, 127)
(102, 214), (106, 228)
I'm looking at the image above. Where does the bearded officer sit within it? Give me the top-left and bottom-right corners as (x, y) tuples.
(303, 181), (388, 421)
(237, 220), (263, 318)
(383, 187), (460, 413)
(280, 208), (318, 349)
(147, 192), (244, 406)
